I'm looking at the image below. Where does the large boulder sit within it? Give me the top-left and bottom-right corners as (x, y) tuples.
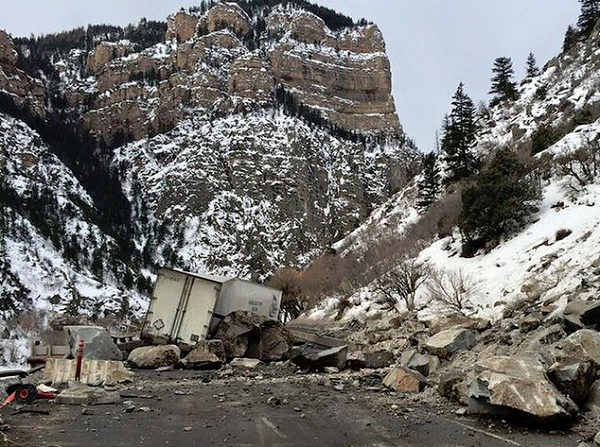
(182, 340), (226, 369)
(127, 345), (181, 369)
(260, 323), (294, 361)
(554, 329), (600, 368)
(383, 367), (426, 393)
(547, 359), (595, 403)
(468, 356), (578, 424)
(424, 328), (477, 359)
(400, 349), (439, 377)
(64, 326), (123, 361)
(290, 345), (348, 372)
(580, 301), (600, 326)
(213, 311), (293, 361)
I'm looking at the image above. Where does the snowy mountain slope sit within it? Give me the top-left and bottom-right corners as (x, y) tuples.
(113, 109), (413, 281)
(0, 112), (146, 353)
(0, 1), (416, 368)
(308, 25), (600, 323)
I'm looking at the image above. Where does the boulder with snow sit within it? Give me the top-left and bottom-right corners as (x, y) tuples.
(424, 328), (476, 360)
(127, 345), (181, 369)
(468, 356), (578, 424)
(64, 326), (123, 361)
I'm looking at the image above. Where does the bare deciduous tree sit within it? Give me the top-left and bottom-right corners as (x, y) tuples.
(427, 268), (476, 312)
(373, 259), (430, 312)
(555, 137), (600, 192)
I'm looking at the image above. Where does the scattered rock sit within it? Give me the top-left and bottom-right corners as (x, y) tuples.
(64, 326), (123, 361)
(547, 359), (595, 403)
(580, 301), (600, 326)
(438, 371), (464, 402)
(324, 367), (339, 374)
(290, 345), (348, 372)
(424, 328), (477, 360)
(519, 313), (543, 333)
(182, 340), (226, 369)
(555, 329), (600, 368)
(127, 345), (181, 369)
(56, 382), (122, 406)
(382, 367), (426, 393)
(468, 356), (578, 424)
(230, 358), (262, 368)
(214, 311), (293, 361)
(267, 396), (281, 406)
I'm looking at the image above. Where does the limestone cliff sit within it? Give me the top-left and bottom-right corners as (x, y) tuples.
(0, 1), (415, 297)
(0, 30), (45, 118)
(51, 2), (401, 145)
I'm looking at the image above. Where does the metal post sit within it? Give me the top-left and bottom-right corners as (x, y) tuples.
(75, 340), (85, 381)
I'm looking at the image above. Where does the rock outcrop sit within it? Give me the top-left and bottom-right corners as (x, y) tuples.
(0, 30), (45, 118)
(207, 2), (251, 36)
(166, 10), (200, 43)
(58, 3), (401, 146)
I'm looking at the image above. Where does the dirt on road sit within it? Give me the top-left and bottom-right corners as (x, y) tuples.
(0, 363), (582, 447)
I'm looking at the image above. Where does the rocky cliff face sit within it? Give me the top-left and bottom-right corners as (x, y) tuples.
(0, 30), (45, 118)
(0, 1), (415, 328)
(54, 2), (401, 145)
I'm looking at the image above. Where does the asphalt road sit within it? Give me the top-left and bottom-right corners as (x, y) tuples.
(0, 368), (581, 447)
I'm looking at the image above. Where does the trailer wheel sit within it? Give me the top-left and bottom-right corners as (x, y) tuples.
(14, 384), (37, 404)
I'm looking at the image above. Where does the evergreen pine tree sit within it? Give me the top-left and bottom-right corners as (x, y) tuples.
(525, 52), (540, 79)
(578, 0), (600, 39)
(417, 152), (440, 209)
(459, 149), (541, 257)
(440, 83), (480, 185)
(489, 57), (518, 106)
(563, 25), (579, 52)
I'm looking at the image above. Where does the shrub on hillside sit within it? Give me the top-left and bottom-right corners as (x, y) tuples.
(531, 125), (561, 155)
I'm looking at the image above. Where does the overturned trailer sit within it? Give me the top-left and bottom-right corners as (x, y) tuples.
(141, 268), (282, 345)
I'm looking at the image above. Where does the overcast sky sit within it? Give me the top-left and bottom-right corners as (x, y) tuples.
(3, 0), (581, 151)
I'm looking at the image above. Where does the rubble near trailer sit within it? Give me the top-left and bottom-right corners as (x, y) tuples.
(141, 268), (282, 345)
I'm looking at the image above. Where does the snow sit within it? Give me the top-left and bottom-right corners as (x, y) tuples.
(306, 33), (600, 325)
(416, 180), (599, 321)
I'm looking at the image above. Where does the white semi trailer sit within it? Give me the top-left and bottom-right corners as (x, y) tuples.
(141, 268), (282, 345)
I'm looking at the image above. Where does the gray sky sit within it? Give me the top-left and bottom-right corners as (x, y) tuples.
(3, 0), (581, 151)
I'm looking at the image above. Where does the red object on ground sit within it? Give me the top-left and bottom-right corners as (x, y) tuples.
(75, 339), (85, 381)
(0, 391), (16, 408)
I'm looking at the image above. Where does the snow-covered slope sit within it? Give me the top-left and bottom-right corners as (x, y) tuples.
(0, 112), (146, 364)
(113, 109), (412, 281)
(309, 26), (600, 323)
